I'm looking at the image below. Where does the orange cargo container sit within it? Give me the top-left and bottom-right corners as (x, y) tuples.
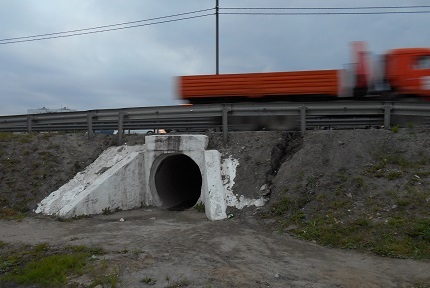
(179, 70), (339, 103)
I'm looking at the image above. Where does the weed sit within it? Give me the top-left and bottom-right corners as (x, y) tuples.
(367, 162), (386, 175)
(395, 199), (410, 207)
(132, 249), (144, 255)
(353, 218), (371, 227)
(88, 260), (120, 288)
(297, 170), (305, 182)
(305, 175), (318, 189)
(0, 132), (27, 142)
(296, 195), (312, 209)
(194, 202), (205, 213)
(141, 276), (157, 285)
(334, 183), (346, 196)
(271, 195), (294, 216)
(34, 243), (49, 253)
(386, 170), (402, 180)
(0, 260), (15, 273)
(165, 275), (191, 288)
(18, 135), (32, 143)
(354, 176), (365, 189)
(57, 214), (91, 222)
(407, 219), (430, 242)
(289, 211), (306, 224)
(69, 245), (106, 255)
(413, 282), (430, 288)
(390, 125), (400, 133)
(332, 198), (352, 210)
(102, 207), (113, 215)
(72, 214), (91, 220)
(416, 171), (430, 177)
(386, 154), (412, 169)
(73, 160), (81, 171)
(315, 193), (327, 201)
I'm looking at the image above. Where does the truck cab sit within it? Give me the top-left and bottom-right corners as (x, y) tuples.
(384, 48), (430, 99)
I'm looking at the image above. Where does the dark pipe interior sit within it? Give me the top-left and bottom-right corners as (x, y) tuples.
(154, 154), (202, 210)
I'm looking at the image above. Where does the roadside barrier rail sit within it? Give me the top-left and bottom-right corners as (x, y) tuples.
(1, 101), (429, 144)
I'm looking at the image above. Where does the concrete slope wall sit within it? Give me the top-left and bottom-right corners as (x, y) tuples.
(35, 145), (145, 217)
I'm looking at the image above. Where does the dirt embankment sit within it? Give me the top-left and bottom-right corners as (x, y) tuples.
(0, 133), (117, 217)
(0, 129), (429, 287)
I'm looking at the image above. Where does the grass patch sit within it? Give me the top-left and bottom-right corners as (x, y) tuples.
(0, 243), (108, 287)
(0, 132), (32, 142)
(367, 152), (427, 179)
(0, 208), (26, 221)
(2, 253), (89, 287)
(270, 193), (311, 217)
(289, 216), (430, 258)
(267, 173), (430, 259)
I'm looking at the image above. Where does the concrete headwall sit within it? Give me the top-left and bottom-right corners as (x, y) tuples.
(36, 135), (265, 220)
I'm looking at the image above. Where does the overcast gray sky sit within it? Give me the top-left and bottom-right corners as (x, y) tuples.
(1, 0), (429, 115)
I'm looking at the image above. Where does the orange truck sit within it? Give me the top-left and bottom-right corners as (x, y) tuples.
(178, 43), (430, 103)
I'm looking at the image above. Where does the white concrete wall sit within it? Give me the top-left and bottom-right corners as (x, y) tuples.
(35, 145), (146, 217)
(204, 150), (227, 220)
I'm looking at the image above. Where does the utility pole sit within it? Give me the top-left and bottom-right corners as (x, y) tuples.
(216, 0), (219, 74)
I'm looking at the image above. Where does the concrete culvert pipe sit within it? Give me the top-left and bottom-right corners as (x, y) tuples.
(154, 154), (202, 210)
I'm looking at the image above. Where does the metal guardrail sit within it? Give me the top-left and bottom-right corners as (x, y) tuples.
(0, 101), (429, 144)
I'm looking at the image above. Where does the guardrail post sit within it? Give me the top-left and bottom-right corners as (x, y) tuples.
(87, 113), (94, 139)
(383, 104), (392, 129)
(27, 116), (32, 133)
(300, 106), (307, 135)
(118, 112), (125, 145)
(222, 105), (228, 145)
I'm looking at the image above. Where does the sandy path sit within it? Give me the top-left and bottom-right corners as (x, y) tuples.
(1, 209), (429, 287)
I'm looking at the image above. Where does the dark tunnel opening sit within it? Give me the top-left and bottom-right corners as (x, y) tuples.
(154, 154), (202, 210)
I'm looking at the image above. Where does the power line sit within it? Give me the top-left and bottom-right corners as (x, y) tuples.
(221, 5), (430, 10)
(2, 4), (429, 45)
(0, 8), (214, 44)
(220, 5), (430, 15)
(221, 11), (430, 16)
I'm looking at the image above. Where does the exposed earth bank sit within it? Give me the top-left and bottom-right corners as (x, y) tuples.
(0, 128), (429, 287)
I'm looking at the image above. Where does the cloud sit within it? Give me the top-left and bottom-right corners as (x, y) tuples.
(0, 0), (429, 115)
